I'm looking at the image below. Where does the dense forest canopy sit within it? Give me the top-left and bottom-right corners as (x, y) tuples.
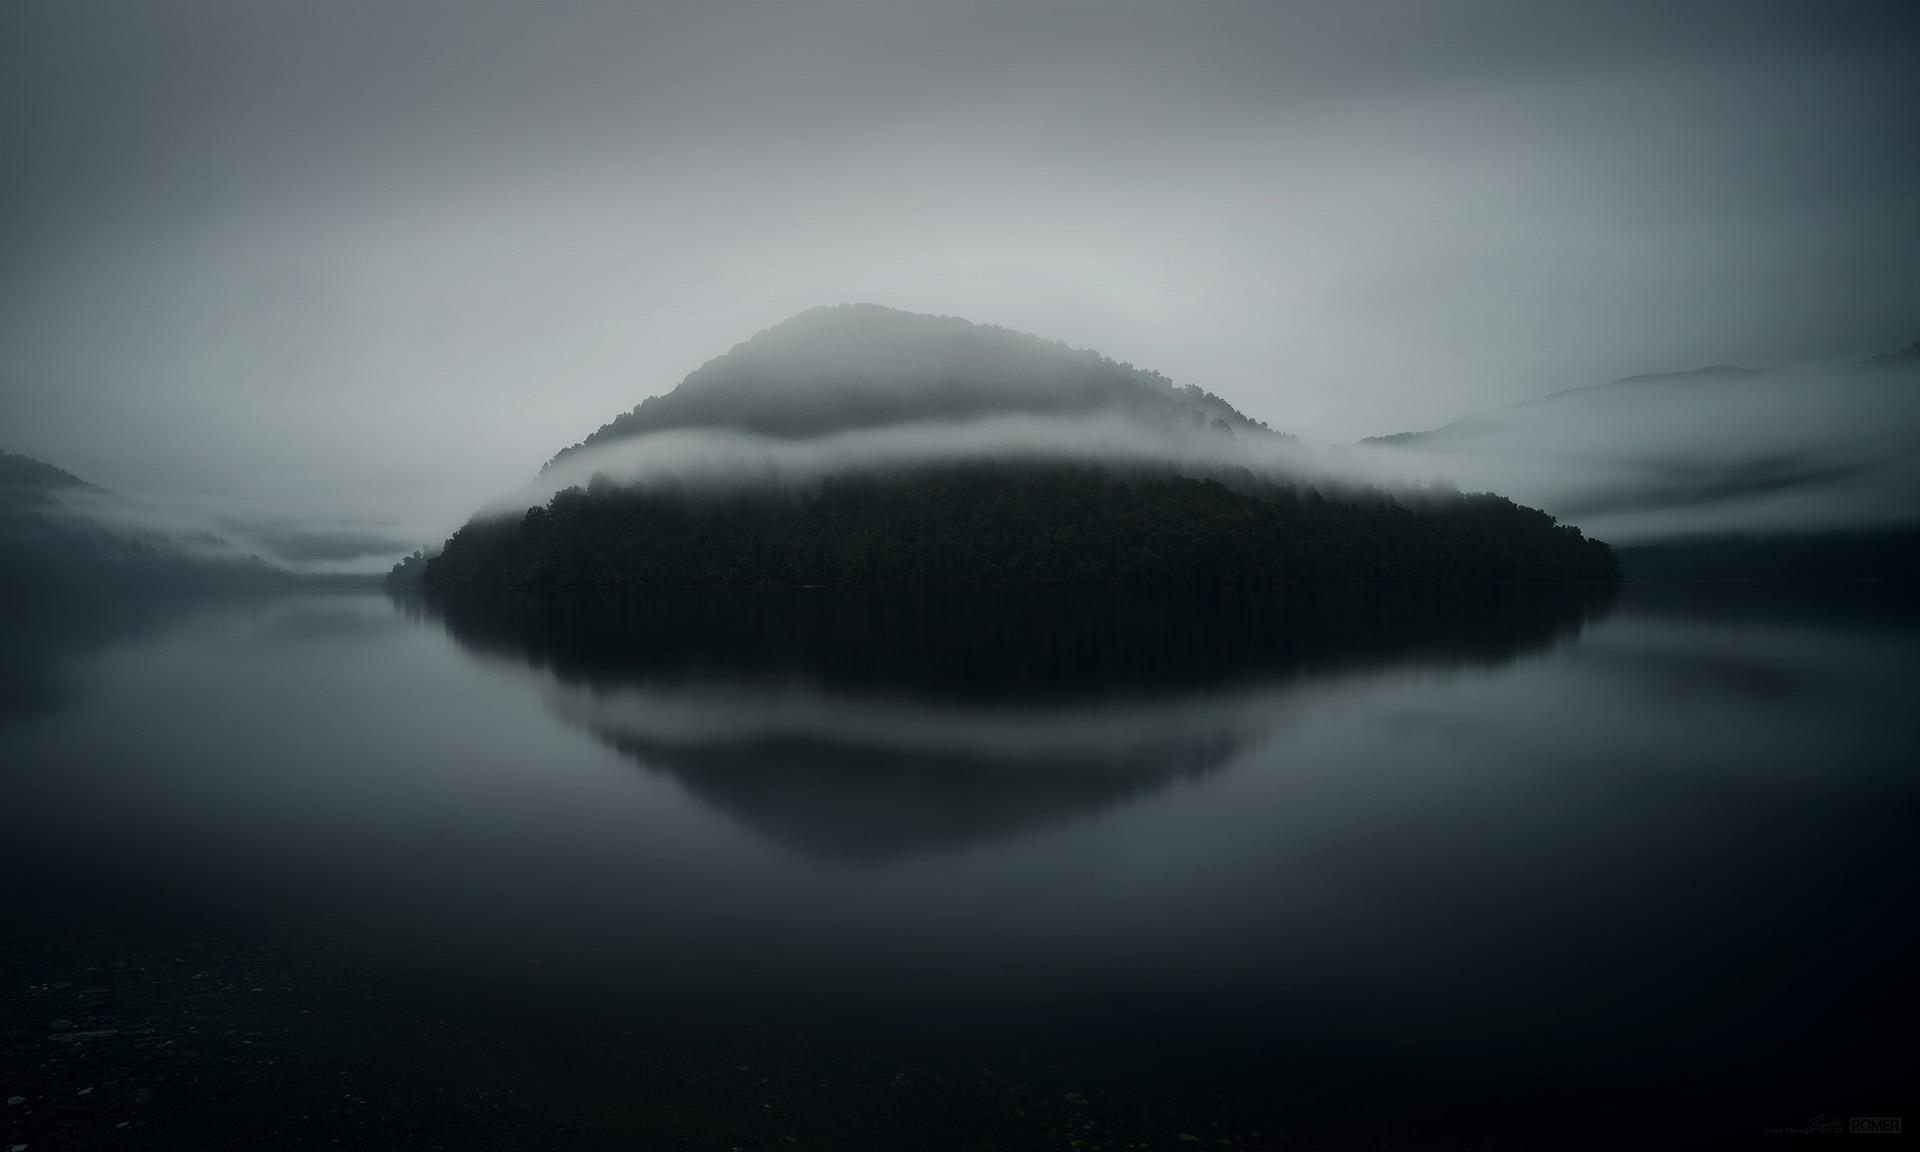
(410, 462), (1615, 588)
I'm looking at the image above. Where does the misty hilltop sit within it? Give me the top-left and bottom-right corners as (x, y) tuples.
(398, 307), (1615, 588)
(1, 451), (96, 493)
(549, 304), (1272, 467)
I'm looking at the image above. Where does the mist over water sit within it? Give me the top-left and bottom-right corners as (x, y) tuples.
(41, 487), (415, 575)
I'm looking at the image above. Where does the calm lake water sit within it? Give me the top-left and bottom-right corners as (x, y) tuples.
(3, 585), (1914, 1149)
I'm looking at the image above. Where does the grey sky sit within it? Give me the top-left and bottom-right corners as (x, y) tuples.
(3, 0), (1916, 549)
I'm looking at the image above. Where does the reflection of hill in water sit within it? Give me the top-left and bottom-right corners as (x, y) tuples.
(595, 725), (1245, 863)
(411, 588), (1615, 862)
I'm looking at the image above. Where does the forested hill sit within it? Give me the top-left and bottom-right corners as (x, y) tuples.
(547, 304), (1271, 469)
(413, 463), (1616, 588)
(394, 306), (1618, 589)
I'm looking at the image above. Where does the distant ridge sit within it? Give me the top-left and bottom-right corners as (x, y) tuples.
(1354, 340), (1920, 569)
(0, 449), (352, 588)
(1601, 365), (1760, 388)
(1358, 340), (1916, 448)
(1359, 364), (1763, 446)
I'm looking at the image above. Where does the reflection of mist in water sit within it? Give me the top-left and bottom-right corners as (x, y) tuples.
(547, 677), (1298, 760)
(413, 587), (1616, 862)
(0, 594), (215, 729)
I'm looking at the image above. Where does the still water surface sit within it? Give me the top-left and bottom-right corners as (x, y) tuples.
(2, 585), (1914, 1148)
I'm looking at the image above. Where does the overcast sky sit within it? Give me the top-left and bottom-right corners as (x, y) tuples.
(3, 0), (1916, 548)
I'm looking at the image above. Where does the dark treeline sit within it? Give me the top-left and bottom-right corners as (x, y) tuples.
(406, 463), (1617, 589)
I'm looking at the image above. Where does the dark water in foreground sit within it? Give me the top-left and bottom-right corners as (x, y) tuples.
(2, 585), (1914, 1150)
